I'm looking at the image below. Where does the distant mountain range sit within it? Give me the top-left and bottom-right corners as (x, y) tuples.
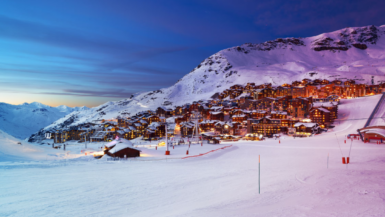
(29, 24), (385, 141)
(0, 102), (88, 139)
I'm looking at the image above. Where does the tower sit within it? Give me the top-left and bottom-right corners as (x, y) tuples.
(190, 110), (202, 143)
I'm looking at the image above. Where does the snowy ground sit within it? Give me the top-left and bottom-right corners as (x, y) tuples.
(1, 95), (385, 217)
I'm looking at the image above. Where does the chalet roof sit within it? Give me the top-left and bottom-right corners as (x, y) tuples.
(148, 122), (161, 129)
(200, 120), (217, 124)
(200, 132), (216, 137)
(210, 106), (223, 111)
(294, 123), (318, 128)
(210, 111), (223, 115)
(180, 121), (195, 128)
(215, 121), (233, 127)
(235, 92), (249, 99)
(312, 102), (337, 108)
(232, 114), (246, 118)
(90, 131), (108, 139)
(316, 108), (330, 113)
(108, 143), (140, 155)
(253, 110), (267, 114)
(128, 126), (137, 131)
(264, 97), (276, 101)
(360, 128), (385, 138)
(271, 111), (288, 115)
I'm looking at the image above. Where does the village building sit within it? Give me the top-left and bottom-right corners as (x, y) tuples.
(245, 83), (256, 90)
(215, 121), (242, 135)
(199, 120), (217, 132)
(293, 122), (320, 136)
(247, 117), (281, 137)
(104, 139), (140, 158)
(288, 97), (312, 119)
(230, 84), (244, 91)
(180, 121), (198, 137)
(156, 107), (173, 118)
(312, 102), (338, 122)
(270, 111), (288, 119)
(250, 110), (268, 119)
(209, 111), (224, 121)
(276, 86), (291, 97)
(358, 126), (385, 143)
(309, 107), (331, 128)
(232, 114), (247, 123)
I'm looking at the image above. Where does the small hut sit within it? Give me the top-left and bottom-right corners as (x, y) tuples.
(104, 138), (140, 158)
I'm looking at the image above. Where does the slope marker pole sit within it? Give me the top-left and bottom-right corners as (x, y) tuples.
(259, 155), (260, 194)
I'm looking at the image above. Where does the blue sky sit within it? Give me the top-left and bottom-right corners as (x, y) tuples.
(1, 0), (384, 107)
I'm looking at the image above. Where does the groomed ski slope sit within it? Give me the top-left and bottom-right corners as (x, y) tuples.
(368, 93), (385, 126)
(1, 95), (385, 217)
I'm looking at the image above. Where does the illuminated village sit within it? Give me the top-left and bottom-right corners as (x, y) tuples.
(46, 78), (385, 146)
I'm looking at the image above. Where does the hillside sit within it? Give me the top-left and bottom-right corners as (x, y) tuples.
(29, 24), (385, 139)
(0, 102), (88, 140)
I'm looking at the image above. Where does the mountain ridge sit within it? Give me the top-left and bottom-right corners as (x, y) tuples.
(0, 102), (89, 139)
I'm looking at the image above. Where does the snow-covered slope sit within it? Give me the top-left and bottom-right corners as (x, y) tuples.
(0, 102), (88, 139)
(4, 96), (385, 216)
(31, 25), (385, 137)
(0, 130), (74, 161)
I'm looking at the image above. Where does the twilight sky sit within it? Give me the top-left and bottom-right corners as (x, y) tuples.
(1, 0), (385, 107)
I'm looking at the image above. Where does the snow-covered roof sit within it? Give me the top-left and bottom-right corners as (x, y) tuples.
(108, 143), (140, 154)
(232, 114), (246, 118)
(128, 126), (136, 131)
(360, 128), (385, 137)
(317, 108), (330, 113)
(210, 111), (223, 115)
(200, 120), (217, 124)
(271, 111), (287, 115)
(294, 123), (318, 128)
(215, 121), (233, 127)
(210, 106), (223, 110)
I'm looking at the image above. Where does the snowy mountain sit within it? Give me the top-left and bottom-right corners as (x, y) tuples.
(30, 24), (385, 139)
(0, 102), (88, 140)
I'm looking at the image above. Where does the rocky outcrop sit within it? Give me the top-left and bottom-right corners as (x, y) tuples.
(352, 43), (368, 50)
(312, 25), (380, 52)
